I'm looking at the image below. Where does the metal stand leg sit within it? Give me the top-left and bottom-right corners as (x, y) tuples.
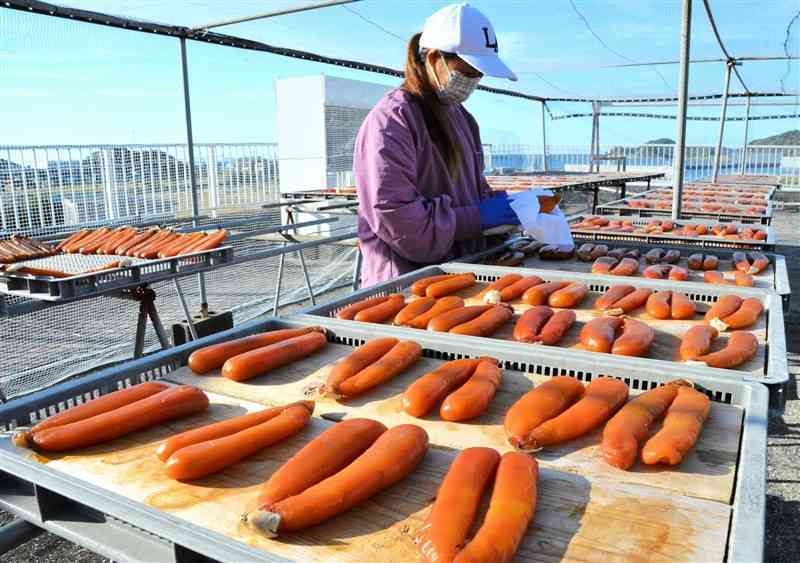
(130, 286), (173, 358)
(272, 244), (287, 316)
(147, 306), (171, 349)
(173, 278), (198, 341)
(352, 245), (362, 291)
(592, 187), (599, 213)
(296, 249), (316, 306)
(197, 272), (209, 318)
(134, 297), (150, 358)
(620, 182), (627, 199)
(0, 519), (44, 555)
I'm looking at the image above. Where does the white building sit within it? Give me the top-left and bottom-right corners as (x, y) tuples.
(276, 75), (391, 193)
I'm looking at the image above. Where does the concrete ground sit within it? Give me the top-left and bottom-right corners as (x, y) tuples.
(767, 358), (800, 562)
(2, 185), (799, 561)
(763, 193), (800, 563)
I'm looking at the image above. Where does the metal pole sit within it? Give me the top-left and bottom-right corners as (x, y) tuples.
(147, 305), (172, 350)
(587, 109), (592, 173)
(208, 145), (219, 218)
(134, 298), (149, 358)
(179, 38), (200, 225)
(192, 0), (362, 31)
(593, 107), (600, 172)
(101, 148), (116, 221)
(272, 247), (287, 316)
(541, 102), (549, 171)
(297, 249), (316, 306)
(712, 61), (734, 183)
(178, 36), (208, 310)
(589, 103), (598, 172)
(739, 95), (751, 175)
(351, 245), (363, 290)
(671, 0), (692, 220)
(173, 278), (199, 341)
(591, 108), (600, 172)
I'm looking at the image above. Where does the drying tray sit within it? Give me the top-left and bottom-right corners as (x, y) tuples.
(694, 175), (780, 189)
(280, 187), (358, 202)
(279, 173), (664, 203)
(682, 184), (776, 199)
(0, 247), (233, 302)
(626, 185), (774, 203)
(485, 171), (664, 193)
(0, 316), (767, 562)
(500, 241), (791, 312)
(568, 214), (776, 250)
(654, 185), (775, 199)
(597, 194), (774, 225)
(298, 262), (788, 406)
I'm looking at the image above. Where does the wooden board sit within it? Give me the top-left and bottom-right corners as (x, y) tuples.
(168, 344), (743, 505)
(519, 253), (776, 291)
(12, 389), (730, 562)
(356, 281), (768, 377)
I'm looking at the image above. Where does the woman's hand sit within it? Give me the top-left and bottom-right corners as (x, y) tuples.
(478, 193), (520, 229)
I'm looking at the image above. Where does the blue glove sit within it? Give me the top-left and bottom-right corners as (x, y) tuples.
(478, 193), (520, 229)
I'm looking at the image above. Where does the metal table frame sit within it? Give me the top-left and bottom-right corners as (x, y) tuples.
(568, 213), (776, 251)
(276, 173), (666, 215)
(694, 176), (780, 189)
(597, 191), (774, 225)
(0, 214), (358, 403)
(487, 172), (665, 212)
(462, 238), (792, 312)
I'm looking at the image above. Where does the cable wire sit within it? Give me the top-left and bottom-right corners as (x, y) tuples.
(567, 0), (672, 90)
(342, 4), (581, 98)
(342, 4), (406, 43)
(529, 72), (583, 97)
(515, 54), (797, 73)
(780, 8), (800, 93)
(701, 0), (750, 93)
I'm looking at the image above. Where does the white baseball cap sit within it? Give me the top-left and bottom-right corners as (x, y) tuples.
(419, 3), (517, 82)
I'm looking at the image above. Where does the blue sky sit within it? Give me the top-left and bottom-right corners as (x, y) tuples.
(1, 1), (798, 148)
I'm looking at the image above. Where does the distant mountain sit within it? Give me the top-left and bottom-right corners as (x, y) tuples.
(749, 130), (800, 146)
(606, 138), (675, 159)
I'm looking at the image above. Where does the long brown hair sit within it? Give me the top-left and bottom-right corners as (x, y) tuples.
(402, 32), (462, 180)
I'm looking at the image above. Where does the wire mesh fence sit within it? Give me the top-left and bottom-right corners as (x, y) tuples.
(0, 143), (280, 235)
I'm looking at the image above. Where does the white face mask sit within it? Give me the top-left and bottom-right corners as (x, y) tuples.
(431, 58), (481, 104)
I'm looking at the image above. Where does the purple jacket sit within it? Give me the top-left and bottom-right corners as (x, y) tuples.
(353, 88), (491, 288)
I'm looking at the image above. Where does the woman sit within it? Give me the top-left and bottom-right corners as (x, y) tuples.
(353, 3), (519, 287)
